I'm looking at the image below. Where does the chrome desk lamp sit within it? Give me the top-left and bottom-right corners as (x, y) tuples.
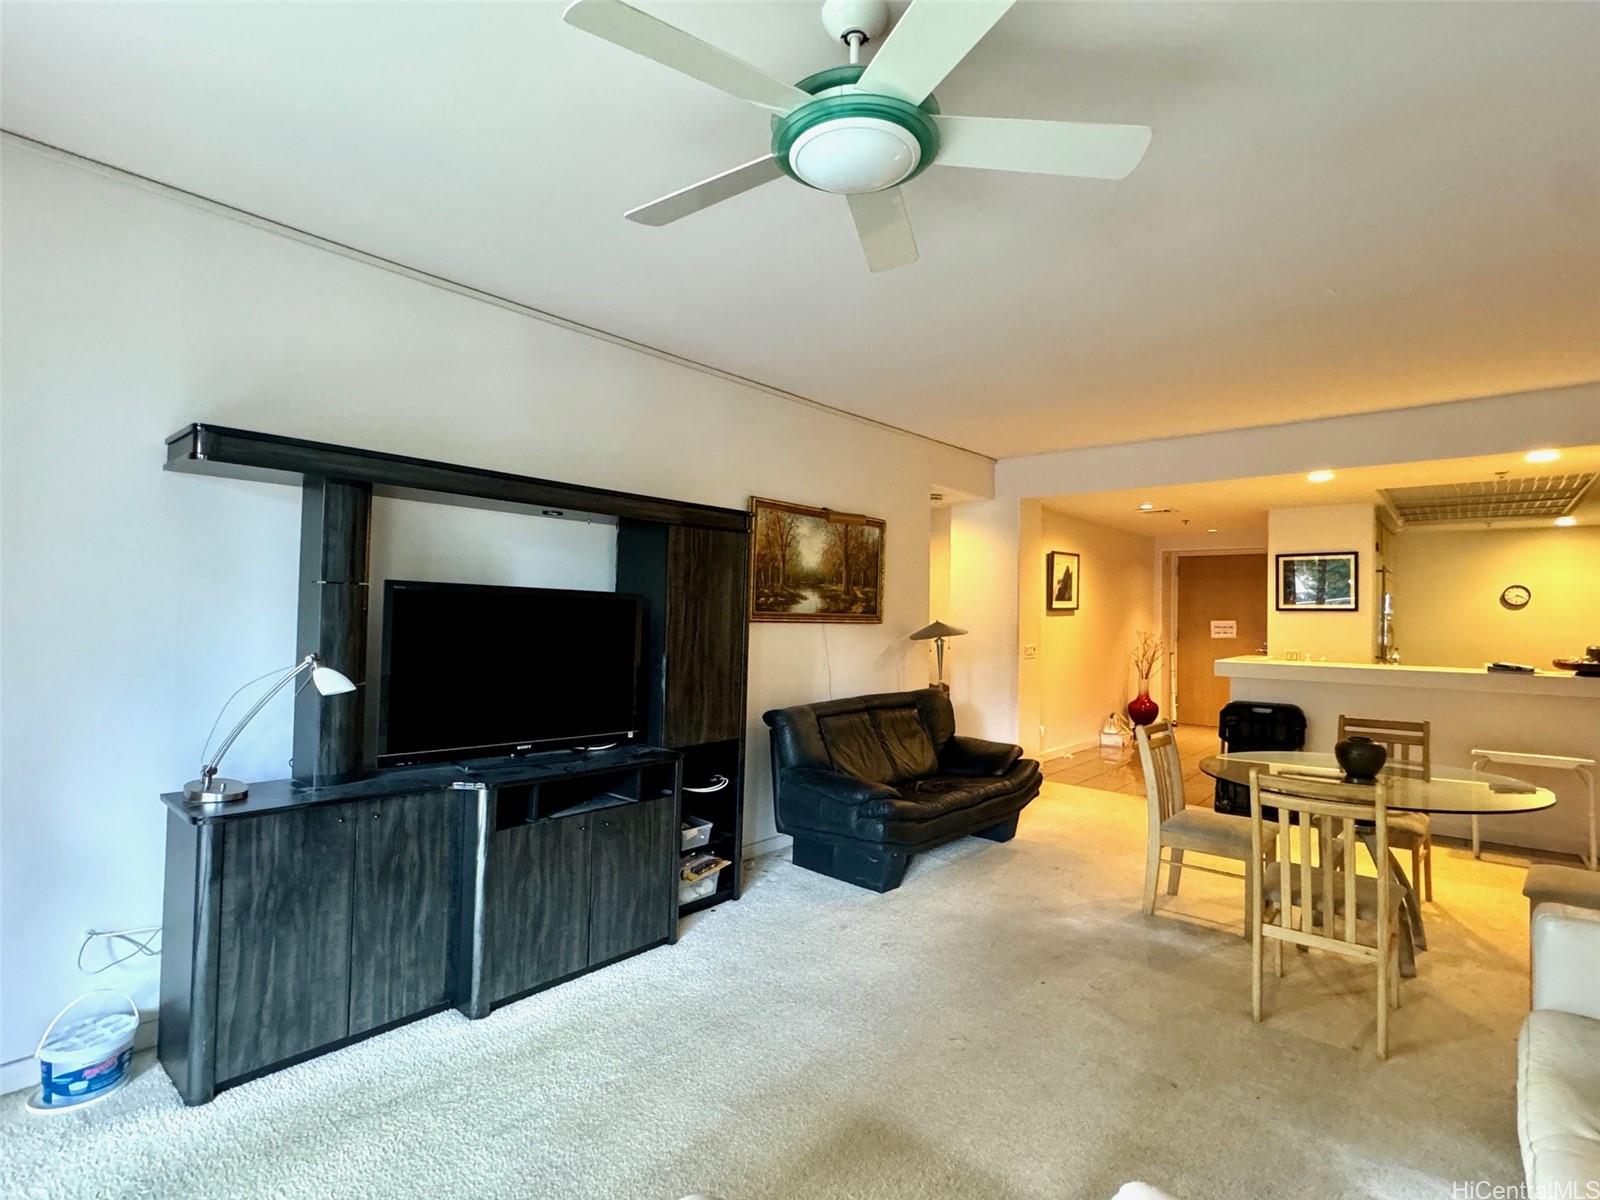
(184, 654), (356, 803)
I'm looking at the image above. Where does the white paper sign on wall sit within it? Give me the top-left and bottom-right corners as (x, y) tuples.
(1210, 620), (1238, 639)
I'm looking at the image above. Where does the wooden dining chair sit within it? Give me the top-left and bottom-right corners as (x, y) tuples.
(1338, 715), (1434, 901)
(1248, 769), (1403, 1060)
(1137, 719), (1268, 936)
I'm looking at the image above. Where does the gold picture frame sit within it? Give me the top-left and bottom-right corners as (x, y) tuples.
(749, 497), (885, 623)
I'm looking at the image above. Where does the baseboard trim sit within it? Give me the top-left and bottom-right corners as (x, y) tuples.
(1040, 737), (1104, 765)
(743, 833), (792, 862)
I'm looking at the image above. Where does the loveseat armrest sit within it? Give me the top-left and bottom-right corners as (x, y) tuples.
(775, 766), (902, 834)
(1533, 903), (1600, 1021)
(939, 735), (1023, 777)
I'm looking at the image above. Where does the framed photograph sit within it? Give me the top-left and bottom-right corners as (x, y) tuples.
(1276, 551), (1359, 611)
(749, 497), (885, 623)
(1046, 551), (1080, 612)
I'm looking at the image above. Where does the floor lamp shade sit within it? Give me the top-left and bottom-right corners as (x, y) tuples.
(909, 620), (968, 687)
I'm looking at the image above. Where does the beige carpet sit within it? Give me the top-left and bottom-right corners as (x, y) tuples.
(0, 781), (1534, 1199)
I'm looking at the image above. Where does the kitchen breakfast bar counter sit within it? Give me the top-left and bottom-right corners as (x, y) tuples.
(1214, 656), (1600, 860)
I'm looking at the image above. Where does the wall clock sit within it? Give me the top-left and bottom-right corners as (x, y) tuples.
(1500, 584), (1532, 610)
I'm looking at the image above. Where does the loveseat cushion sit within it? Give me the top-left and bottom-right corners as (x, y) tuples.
(860, 760), (1043, 846)
(875, 706), (940, 781)
(819, 711), (895, 784)
(1518, 1008), (1600, 1191)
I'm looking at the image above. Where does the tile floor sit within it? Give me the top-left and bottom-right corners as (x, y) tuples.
(1043, 722), (1219, 808)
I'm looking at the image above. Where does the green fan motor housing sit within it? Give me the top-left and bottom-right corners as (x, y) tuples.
(771, 65), (941, 190)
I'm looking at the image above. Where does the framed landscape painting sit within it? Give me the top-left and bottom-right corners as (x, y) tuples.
(1047, 551), (1080, 612)
(749, 497), (885, 623)
(1276, 551), (1359, 611)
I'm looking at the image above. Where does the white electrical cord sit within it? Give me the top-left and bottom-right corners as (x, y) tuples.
(821, 626), (835, 699)
(76, 927), (161, 975)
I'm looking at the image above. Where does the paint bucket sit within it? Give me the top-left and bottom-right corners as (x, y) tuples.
(26, 990), (139, 1114)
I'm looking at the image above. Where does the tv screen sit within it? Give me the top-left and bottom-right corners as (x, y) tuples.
(377, 581), (643, 766)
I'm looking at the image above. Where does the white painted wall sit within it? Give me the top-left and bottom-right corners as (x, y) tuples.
(1266, 503), (1380, 662)
(0, 146), (992, 1077)
(1388, 525), (1600, 669)
(1023, 508), (1156, 757)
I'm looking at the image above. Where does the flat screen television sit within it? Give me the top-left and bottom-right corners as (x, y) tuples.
(377, 580), (644, 766)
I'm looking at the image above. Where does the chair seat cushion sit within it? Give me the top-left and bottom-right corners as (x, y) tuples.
(1518, 1009), (1600, 1191)
(1524, 865), (1600, 911)
(1160, 808), (1260, 859)
(1262, 862), (1379, 918)
(1387, 812), (1429, 844)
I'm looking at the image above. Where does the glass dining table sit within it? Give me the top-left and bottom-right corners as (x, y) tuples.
(1198, 752), (1557, 976)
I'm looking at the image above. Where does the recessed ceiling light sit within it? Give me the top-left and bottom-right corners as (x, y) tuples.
(1555, 515), (1577, 527)
(1525, 448), (1561, 464)
(1138, 503), (1154, 511)
(1306, 470), (1336, 484)
(1207, 528), (1219, 534)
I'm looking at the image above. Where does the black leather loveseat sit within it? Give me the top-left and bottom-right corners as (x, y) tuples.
(763, 688), (1041, 892)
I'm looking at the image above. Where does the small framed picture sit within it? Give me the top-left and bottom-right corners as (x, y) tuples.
(1047, 551), (1080, 612)
(1276, 551), (1359, 611)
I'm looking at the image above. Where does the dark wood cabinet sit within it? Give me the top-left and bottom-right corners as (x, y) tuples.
(485, 814), (592, 1003)
(216, 804), (356, 1081)
(663, 527), (747, 748)
(349, 791), (455, 1035)
(588, 796), (676, 965)
(164, 752), (681, 1103)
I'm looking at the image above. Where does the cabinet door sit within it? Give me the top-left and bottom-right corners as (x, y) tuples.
(485, 815), (591, 1003)
(664, 526), (747, 747)
(216, 805), (355, 1081)
(349, 792), (455, 1035)
(588, 797), (675, 965)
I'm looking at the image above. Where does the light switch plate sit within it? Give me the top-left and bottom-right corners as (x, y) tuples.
(1023, 644), (1038, 659)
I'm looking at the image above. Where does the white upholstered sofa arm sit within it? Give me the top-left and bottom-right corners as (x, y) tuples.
(1532, 903), (1600, 1021)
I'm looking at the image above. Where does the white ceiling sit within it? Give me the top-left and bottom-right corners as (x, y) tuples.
(1046, 444), (1600, 542)
(3, 1), (1597, 459)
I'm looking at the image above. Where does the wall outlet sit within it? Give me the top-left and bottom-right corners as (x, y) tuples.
(1023, 644), (1038, 660)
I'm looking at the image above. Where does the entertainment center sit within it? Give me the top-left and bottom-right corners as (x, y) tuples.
(157, 425), (751, 1105)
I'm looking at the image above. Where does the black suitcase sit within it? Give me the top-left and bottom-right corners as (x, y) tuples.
(1214, 701), (1307, 817)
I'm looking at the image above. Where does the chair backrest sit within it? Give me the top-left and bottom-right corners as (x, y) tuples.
(1339, 714), (1431, 776)
(1135, 719), (1186, 826)
(1249, 769), (1391, 950)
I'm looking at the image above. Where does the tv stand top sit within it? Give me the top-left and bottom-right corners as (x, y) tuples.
(161, 744), (679, 825)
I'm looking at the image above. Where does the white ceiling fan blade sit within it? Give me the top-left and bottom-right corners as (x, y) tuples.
(857, 0), (1016, 105)
(935, 115), (1152, 180)
(625, 155), (786, 226)
(847, 189), (918, 273)
(563, 0), (811, 113)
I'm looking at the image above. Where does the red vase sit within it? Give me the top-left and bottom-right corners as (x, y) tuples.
(1127, 676), (1159, 726)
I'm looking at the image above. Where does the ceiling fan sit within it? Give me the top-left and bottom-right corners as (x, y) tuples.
(563, 0), (1152, 272)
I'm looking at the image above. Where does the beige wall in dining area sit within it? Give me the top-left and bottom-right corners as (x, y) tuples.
(1388, 526), (1600, 669)
(1266, 503), (1381, 663)
(1020, 505), (1157, 758)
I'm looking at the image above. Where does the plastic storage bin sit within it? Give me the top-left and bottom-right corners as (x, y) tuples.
(680, 817), (713, 851)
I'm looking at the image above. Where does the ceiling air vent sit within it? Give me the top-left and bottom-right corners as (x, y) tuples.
(1381, 474), (1595, 526)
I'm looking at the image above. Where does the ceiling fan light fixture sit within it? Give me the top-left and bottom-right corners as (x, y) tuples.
(788, 117), (921, 193)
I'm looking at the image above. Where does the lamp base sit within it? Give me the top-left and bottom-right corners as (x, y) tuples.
(183, 777), (249, 804)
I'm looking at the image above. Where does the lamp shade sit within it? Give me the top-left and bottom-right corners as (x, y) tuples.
(909, 620), (968, 642)
(310, 665), (358, 696)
